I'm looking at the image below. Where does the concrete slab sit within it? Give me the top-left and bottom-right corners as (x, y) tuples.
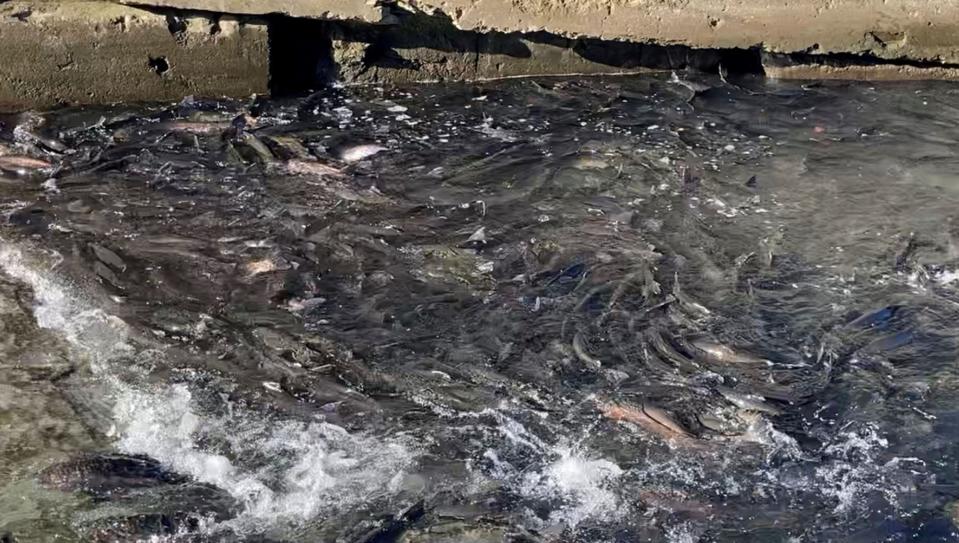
(111, 0), (959, 65)
(0, 1), (269, 111)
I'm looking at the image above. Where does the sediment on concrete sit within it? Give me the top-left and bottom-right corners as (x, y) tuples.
(0, 1), (268, 111)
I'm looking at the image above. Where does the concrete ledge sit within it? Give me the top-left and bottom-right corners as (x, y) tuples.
(122, 0), (386, 22)
(398, 0), (959, 65)
(318, 11), (758, 85)
(0, 1), (268, 111)
(4, 0), (959, 110)
(762, 51), (959, 80)
(115, 0), (959, 65)
(764, 63), (959, 80)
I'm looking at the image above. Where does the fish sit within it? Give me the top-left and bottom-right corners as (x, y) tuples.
(572, 332), (602, 369)
(600, 401), (693, 439)
(863, 330), (914, 353)
(93, 261), (123, 288)
(90, 243), (126, 271)
(84, 512), (201, 542)
(13, 125), (68, 153)
(266, 135), (311, 159)
(0, 155), (52, 175)
(759, 228), (784, 268)
(894, 233), (922, 272)
(638, 489), (712, 516)
(38, 453), (186, 496)
(337, 144), (387, 163)
(688, 338), (772, 366)
(348, 500), (425, 543)
(669, 71), (713, 102)
(640, 259), (661, 298)
(282, 158), (345, 178)
(715, 385), (783, 415)
(646, 329), (700, 373)
(245, 258), (279, 276)
(236, 132), (275, 164)
(545, 262), (586, 287)
(161, 120), (231, 135)
(848, 305), (901, 329)
(672, 273), (710, 317)
(697, 412), (736, 434)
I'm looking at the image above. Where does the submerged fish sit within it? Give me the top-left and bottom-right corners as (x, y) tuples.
(864, 330), (915, 353)
(672, 273), (710, 317)
(337, 144), (387, 163)
(0, 155), (52, 175)
(848, 305), (901, 329)
(266, 135), (312, 159)
(93, 261), (123, 288)
(545, 262), (586, 287)
(161, 120), (231, 135)
(13, 124), (68, 153)
(245, 258), (281, 276)
(572, 332), (602, 369)
(39, 453), (185, 497)
(90, 243), (126, 271)
(600, 401), (693, 439)
(688, 338), (772, 366)
(282, 158), (345, 178)
(715, 385), (783, 415)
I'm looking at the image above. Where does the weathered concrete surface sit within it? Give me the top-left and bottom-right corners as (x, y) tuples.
(326, 16), (673, 84)
(0, 1), (268, 111)
(320, 8), (756, 85)
(400, 0), (959, 64)
(117, 0), (959, 65)
(762, 53), (959, 80)
(766, 64), (959, 80)
(123, 0), (387, 22)
(327, 20), (737, 84)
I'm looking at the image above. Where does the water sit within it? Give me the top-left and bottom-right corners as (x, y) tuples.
(1, 74), (959, 541)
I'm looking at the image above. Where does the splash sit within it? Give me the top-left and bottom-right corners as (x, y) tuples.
(113, 384), (414, 528)
(519, 446), (624, 527)
(0, 243), (415, 532)
(468, 408), (623, 528)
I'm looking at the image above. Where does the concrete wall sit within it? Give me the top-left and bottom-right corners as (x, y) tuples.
(115, 0), (959, 64)
(2, 0), (959, 110)
(0, 2), (268, 111)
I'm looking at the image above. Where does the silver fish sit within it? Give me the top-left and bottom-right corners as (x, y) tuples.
(689, 338), (772, 366)
(716, 385), (783, 415)
(337, 144), (387, 163)
(0, 155), (52, 175)
(91, 244), (126, 271)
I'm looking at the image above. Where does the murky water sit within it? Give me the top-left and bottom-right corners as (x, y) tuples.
(2, 74), (959, 542)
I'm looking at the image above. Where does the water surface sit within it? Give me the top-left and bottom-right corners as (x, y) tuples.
(1, 75), (959, 542)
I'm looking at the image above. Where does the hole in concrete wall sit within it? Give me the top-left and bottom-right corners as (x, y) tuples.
(267, 16), (333, 96)
(149, 56), (170, 75)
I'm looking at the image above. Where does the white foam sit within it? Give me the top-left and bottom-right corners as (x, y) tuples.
(519, 446), (624, 527)
(0, 243), (415, 532)
(814, 423), (898, 515)
(0, 245), (132, 368)
(741, 414), (804, 462)
(113, 384), (414, 528)
(468, 409), (623, 528)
